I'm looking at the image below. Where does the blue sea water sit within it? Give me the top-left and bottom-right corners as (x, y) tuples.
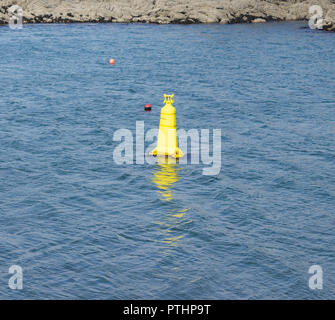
(0, 21), (334, 299)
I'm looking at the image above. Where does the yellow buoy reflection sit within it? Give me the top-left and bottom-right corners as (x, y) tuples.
(151, 156), (180, 201)
(151, 156), (191, 250)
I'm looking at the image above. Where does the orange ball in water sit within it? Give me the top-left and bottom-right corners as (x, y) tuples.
(145, 104), (152, 111)
(109, 58), (115, 65)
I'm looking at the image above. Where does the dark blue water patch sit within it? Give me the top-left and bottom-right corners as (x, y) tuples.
(0, 21), (334, 299)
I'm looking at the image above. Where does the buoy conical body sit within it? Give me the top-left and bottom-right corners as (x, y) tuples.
(150, 94), (184, 158)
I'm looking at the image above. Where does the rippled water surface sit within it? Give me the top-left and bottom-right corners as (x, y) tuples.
(0, 22), (334, 299)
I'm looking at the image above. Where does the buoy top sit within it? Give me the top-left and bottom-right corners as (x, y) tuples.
(162, 94), (176, 115)
(163, 94), (174, 105)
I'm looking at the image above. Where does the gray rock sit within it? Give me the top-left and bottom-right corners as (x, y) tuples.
(0, 0), (334, 32)
(324, 5), (335, 30)
(252, 18), (266, 23)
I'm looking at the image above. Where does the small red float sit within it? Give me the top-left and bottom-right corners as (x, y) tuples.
(145, 104), (152, 111)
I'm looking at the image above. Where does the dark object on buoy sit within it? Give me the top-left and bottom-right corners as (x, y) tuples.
(145, 104), (152, 111)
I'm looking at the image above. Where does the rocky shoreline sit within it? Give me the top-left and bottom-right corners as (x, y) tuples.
(0, 0), (335, 31)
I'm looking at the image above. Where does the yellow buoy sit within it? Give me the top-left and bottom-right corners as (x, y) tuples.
(150, 94), (184, 158)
